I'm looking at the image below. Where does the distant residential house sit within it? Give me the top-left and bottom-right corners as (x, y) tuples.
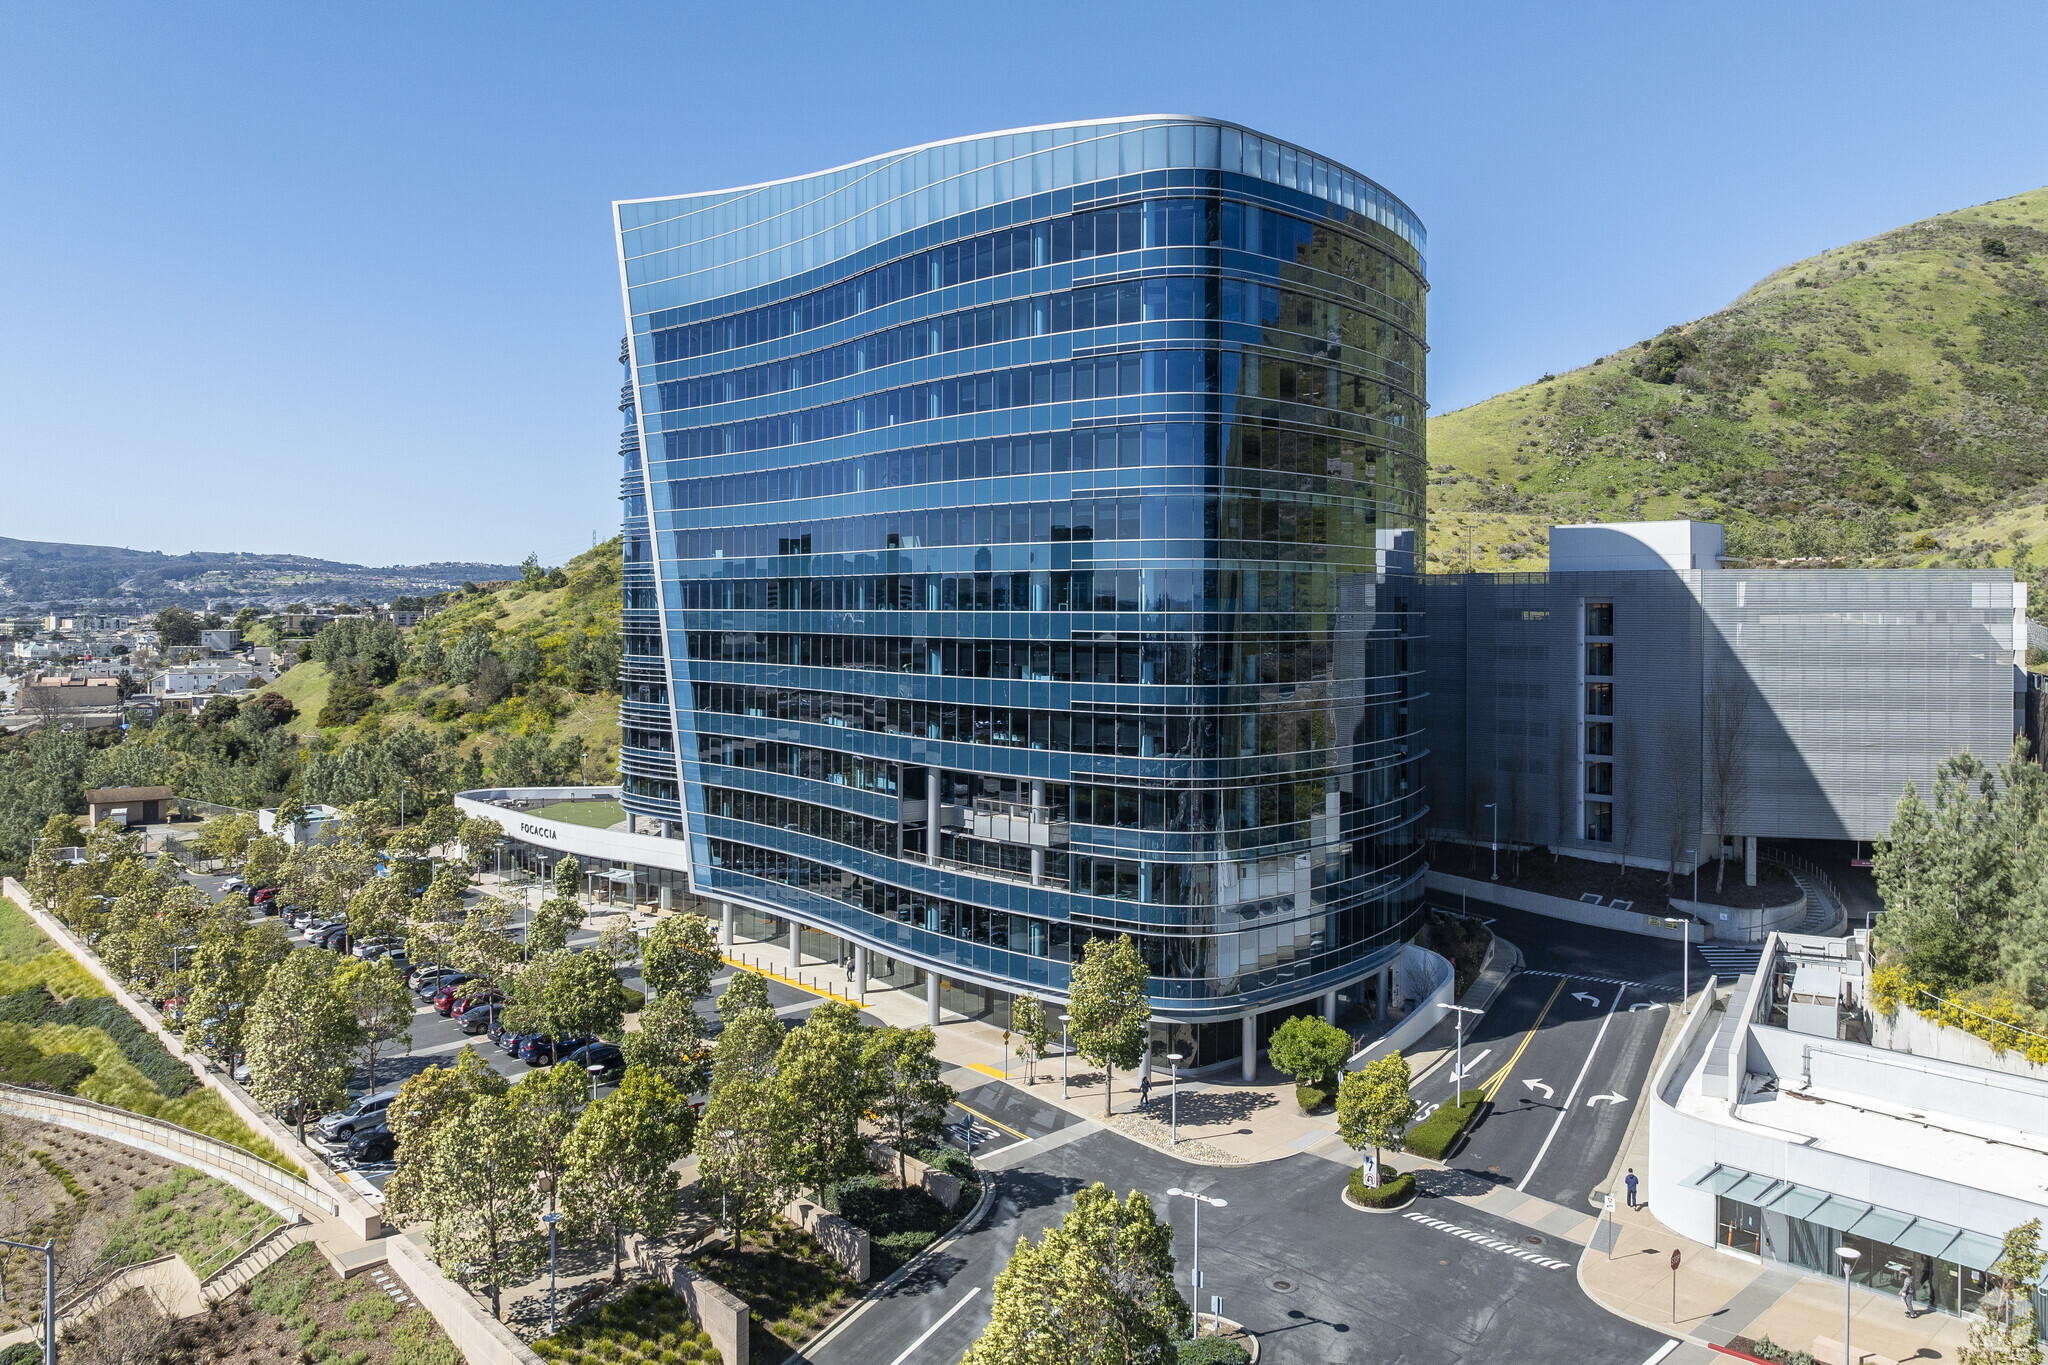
(199, 628), (241, 656)
(83, 786), (174, 827)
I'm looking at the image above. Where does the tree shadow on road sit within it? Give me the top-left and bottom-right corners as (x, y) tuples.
(1138, 1088), (1278, 1128)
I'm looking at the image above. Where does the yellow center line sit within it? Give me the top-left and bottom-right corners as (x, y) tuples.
(951, 1099), (1028, 1140)
(1478, 976), (1567, 1103)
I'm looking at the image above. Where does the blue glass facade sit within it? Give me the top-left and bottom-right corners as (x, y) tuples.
(613, 118), (1427, 1026)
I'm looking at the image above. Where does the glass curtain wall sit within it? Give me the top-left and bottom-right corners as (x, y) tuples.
(614, 119), (1429, 1019)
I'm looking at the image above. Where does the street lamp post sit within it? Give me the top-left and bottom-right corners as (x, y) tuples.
(542, 1211), (564, 1333)
(0, 1236), (55, 1365)
(1059, 1013), (1072, 1099)
(1436, 1002), (1483, 1098)
(1837, 1246), (1860, 1363)
(587, 1063), (605, 1103)
(1484, 803), (1498, 880)
(1164, 1189), (1227, 1336)
(1166, 1052), (1183, 1146)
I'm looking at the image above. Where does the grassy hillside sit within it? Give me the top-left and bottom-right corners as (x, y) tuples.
(279, 535), (623, 785)
(1427, 186), (2048, 580)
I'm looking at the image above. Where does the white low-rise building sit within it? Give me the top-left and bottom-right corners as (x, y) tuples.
(1651, 930), (2048, 1322)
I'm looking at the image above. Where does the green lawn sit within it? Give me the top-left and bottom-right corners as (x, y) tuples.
(529, 799), (624, 828)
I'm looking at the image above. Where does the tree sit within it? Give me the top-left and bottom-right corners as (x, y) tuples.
(415, 1093), (542, 1318)
(545, 948), (627, 1040)
(621, 991), (711, 1098)
(698, 1006), (791, 1246)
(514, 1060), (591, 1213)
(184, 918), (291, 1068)
(334, 958), (413, 1091)
(1268, 1014), (1352, 1094)
(775, 1001), (870, 1195)
(154, 607), (200, 646)
(346, 876), (410, 944)
(862, 1025), (952, 1187)
(963, 1183), (1189, 1365)
(1963, 1218), (2044, 1365)
(1338, 1052), (1418, 1186)
(563, 1065), (696, 1279)
(1012, 993), (1052, 1085)
(457, 814), (503, 870)
(1067, 934), (1152, 1116)
(452, 894), (522, 991)
(643, 912), (721, 1001)
(381, 1049), (508, 1223)
(716, 969), (771, 1027)
(244, 950), (359, 1143)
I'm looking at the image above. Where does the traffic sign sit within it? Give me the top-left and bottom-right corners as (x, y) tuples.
(1670, 1249), (1682, 1271)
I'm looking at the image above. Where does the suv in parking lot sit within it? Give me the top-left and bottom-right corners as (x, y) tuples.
(317, 1089), (399, 1142)
(564, 1040), (625, 1082)
(518, 1034), (593, 1066)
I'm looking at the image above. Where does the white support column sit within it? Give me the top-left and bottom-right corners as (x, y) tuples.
(927, 971), (940, 1026)
(927, 766), (941, 866)
(789, 920), (801, 974)
(1030, 779), (1046, 887)
(1322, 989), (1338, 1025)
(1744, 835), (1757, 888)
(1241, 1013), (1258, 1082)
(1376, 968), (1389, 1021)
(854, 945), (867, 1001)
(720, 901), (732, 951)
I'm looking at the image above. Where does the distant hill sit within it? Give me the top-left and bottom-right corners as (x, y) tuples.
(1427, 186), (2048, 579)
(0, 536), (525, 612)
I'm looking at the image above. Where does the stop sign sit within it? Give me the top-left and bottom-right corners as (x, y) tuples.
(1670, 1249), (1682, 1271)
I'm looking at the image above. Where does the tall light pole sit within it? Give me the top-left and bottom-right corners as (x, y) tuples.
(1837, 1246), (1861, 1363)
(1059, 1013), (1072, 1099)
(1485, 803), (1498, 881)
(0, 1236), (55, 1365)
(1165, 1188), (1227, 1336)
(542, 1211), (564, 1332)
(1436, 1002), (1484, 1098)
(1166, 1052), (1183, 1146)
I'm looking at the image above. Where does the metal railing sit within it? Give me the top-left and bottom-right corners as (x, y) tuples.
(1908, 986), (2048, 1059)
(1759, 845), (1849, 930)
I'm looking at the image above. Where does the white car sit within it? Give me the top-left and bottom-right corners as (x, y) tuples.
(221, 876), (246, 892)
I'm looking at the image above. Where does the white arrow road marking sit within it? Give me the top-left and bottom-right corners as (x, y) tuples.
(1572, 992), (1603, 1007)
(1639, 1341), (1680, 1365)
(1449, 1048), (1493, 1083)
(1521, 1079), (1554, 1100)
(1586, 1092), (1630, 1107)
(886, 1286), (983, 1365)
(1628, 1002), (1661, 1012)
(1518, 983), (1624, 1194)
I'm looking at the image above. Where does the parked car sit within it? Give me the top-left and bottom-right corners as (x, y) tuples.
(343, 1121), (396, 1164)
(518, 1034), (593, 1066)
(251, 886), (280, 907)
(418, 970), (469, 1001)
(383, 950), (412, 978)
(498, 1028), (537, 1056)
(352, 936), (399, 960)
(564, 1041), (625, 1082)
(316, 1089), (400, 1142)
(404, 962), (444, 990)
(457, 1002), (502, 1035)
(221, 876), (246, 892)
(316, 926), (352, 953)
(434, 979), (482, 1016)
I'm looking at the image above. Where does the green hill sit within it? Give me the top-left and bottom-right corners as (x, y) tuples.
(280, 536), (624, 791)
(1426, 186), (2048, 581)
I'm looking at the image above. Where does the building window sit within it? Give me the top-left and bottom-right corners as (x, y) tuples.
(1585, 762), (1614, 795)
(1584, 601), (1613, 637)
(1585, 722), (1614, 756)
(1584, 642), (1614, 676)
(1585, 683), (1613, 716)
(1584, 801), (1613, 842)
(1715, 1197), (1762, 1255)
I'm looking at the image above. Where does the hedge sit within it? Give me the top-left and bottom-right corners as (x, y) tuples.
(1405, 1087), (1486, 1161)
(1346, 1165), (1417, 1208)
(0, 987), (197, 1098)
(1175, 1336), (1252, 1364)
(1294, 1082), (1333, 1113)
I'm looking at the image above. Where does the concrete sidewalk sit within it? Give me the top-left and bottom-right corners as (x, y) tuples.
(1579, 1200), (1972, 1363)
(720, 931), (1528, 1167)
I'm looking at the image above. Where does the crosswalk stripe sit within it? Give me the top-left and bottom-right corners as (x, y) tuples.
(1401, 1211), (1570, 1271)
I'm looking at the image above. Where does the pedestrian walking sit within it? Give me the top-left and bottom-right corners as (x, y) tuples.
(1139, 1071), (1152, 1107)
(1624, 1169), (1639, 1210)
(1900, 1271), (1917, 1318)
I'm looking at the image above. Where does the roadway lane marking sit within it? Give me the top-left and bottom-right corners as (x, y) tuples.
(1516, 981), (1623, 1194)
(885, 1286), (982, 1365)
(1400, 1213), (1571, 1270)
(1638, 1341), (1679, 1365)
(1522, 969), (1675, 995)
(949, 1100), (1027, 1141)
(1477, 977), (1566, 1102)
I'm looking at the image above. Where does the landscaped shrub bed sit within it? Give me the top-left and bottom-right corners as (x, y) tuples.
(1346, 1165), (1417, 1208)
(1175, 1336), (1252, 1364)
(0, 987), (198, 1097)
(234, 1242), (462, 1365)
(1405, 1088), (1486, 1161)
(103, 1165), (271, 1276)
(532, 1282), (720, 1365)
(0, 1032), (96, 1092)
(1294, 1082), (1333, 1113)
(825, 1174), (956, 1279)
(697, 1223), (857, 1361)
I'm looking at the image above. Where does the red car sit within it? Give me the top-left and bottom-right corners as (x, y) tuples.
(251, 886), (280, 907)
(433, 978), (482, 1016)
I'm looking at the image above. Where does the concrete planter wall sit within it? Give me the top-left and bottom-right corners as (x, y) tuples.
(1669, 893), (1806, 944)
(866, 1141), (962, 1210)
(3, 878), (381, 1238)
(783, 1196), (870, 1281)
(1867, 1003), (2048, 1079)
(385, 1232), (548, 1365)
(623, 1234), (749, 1365)
(1428, 871), (1704, 944)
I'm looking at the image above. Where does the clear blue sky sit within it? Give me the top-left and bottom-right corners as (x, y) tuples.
(4, 3), (2044, 565)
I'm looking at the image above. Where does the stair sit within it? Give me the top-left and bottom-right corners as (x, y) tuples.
(1788, 870), (1847, 936)
(202, 1223), (306, 1301)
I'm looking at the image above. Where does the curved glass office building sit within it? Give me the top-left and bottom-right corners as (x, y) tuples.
(613, 118), (1427, 1068)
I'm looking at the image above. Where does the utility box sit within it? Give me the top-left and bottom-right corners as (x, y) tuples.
(1787, 964), (1843, 1039)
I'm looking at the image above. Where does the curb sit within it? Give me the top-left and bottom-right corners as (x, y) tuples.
(1340, 1182), (1418, 1214)
(1409, 932), (1523, 1088)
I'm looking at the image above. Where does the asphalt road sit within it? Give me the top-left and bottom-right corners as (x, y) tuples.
(808, 1119), (1677, 1365)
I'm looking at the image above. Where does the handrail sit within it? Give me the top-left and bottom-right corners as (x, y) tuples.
(1758, 845), (1847, 926)
(1910, 986), (2048, 1053)
(193, 1213), (289, 1281)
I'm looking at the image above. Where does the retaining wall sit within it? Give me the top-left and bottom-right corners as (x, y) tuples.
(1427, 871), (1705, 943)
(385, 1232), (546, 1365)
(866, 1141), (962, 1210)
(782, 1196), (870, 1281)
(1348, 943), (1456, 1071)
(623, 1234), (749, 1365)
(2, 876), (381, 1239)
(1670, 893), (1807, 944)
